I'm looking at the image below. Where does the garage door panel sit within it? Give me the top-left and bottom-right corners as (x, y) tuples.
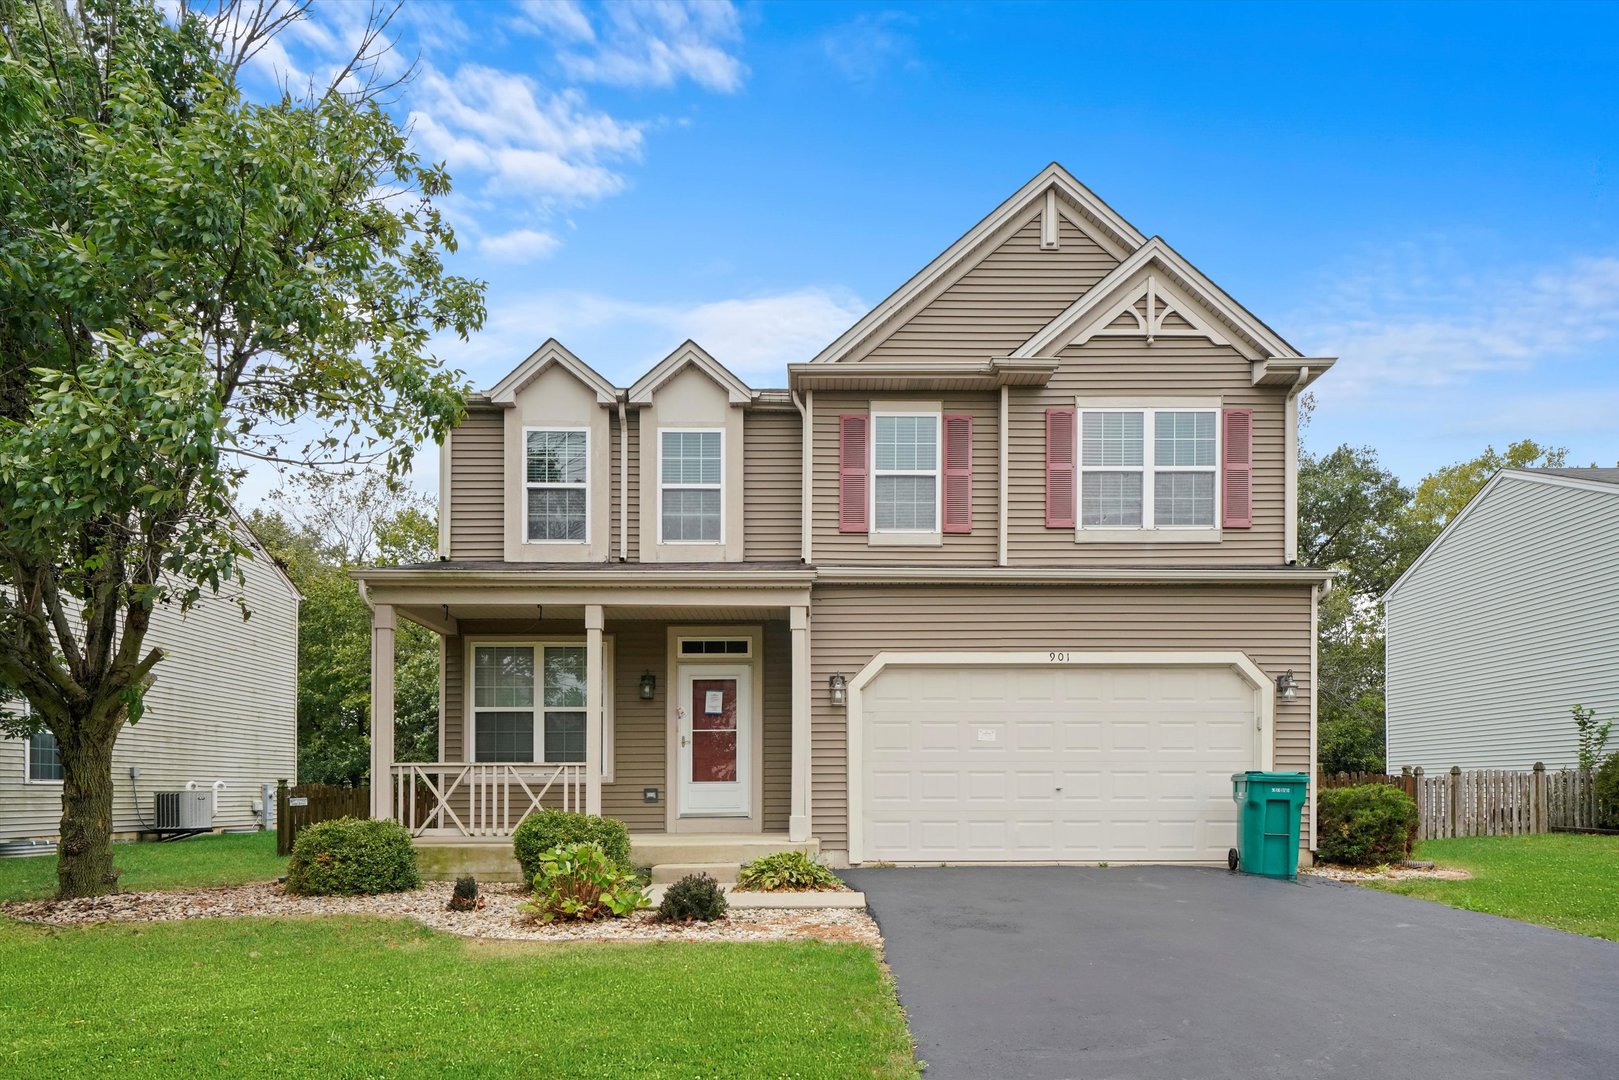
(862, 662), (1256, 863)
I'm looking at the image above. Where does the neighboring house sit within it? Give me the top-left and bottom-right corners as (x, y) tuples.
(1385, 468), (1619, 771)
(355, 163), (1335, 871)
(1, 524), (301, 842)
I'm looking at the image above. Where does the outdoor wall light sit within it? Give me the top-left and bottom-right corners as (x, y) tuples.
(639, 671), (657, 700)
(1276, 669), (1298, 702)
(828, 673), (848, 708)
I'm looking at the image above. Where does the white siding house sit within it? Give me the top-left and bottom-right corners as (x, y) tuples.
(1385, 469), (1619, 771)
(0, 528), (301, 841)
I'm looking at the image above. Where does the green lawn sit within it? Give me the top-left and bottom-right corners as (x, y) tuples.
(0, 831), (286, 901)
(1367, 833), (1619, 940)
(0, 916), (917, 1079)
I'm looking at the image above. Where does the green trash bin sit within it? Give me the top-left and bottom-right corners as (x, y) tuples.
(1229, 771), (1309, 879)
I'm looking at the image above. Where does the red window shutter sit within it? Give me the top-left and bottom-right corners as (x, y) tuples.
(1045, 407), (1076, 528)
(838, 414), (869, 534)
(1222, 407), (1254, 529)
(943, 414), (973, 533)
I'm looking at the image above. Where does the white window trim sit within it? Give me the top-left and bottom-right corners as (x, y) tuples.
(18, 699), (62, 785)
(522, 426), (590, 546)
(465, 637), (614, 779)
(870, 409), (943, 543)
(1074, 402), (1222, 542)
(657, 427), (725, 546)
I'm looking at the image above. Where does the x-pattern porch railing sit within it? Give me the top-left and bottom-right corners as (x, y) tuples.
(389, 762), (587, 837)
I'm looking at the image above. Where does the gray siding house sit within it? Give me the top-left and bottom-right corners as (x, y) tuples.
(1385, 468), (1619, 771)
(1, 531), (301, 841)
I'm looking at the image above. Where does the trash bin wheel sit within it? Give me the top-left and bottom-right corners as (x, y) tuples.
(1227, 847), (1239, 873)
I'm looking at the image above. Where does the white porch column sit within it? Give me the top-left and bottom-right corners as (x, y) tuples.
(789, 605), (812, 842)
(585, 604), (604, 816)
(369, 603), (396, 821)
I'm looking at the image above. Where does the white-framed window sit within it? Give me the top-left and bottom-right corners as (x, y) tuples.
(659, 429), (723, 544)
(872, 412), (940, 533)
(469, 641), (613, 775)
(524, 428), (588, 543)
(677, 637), (752, 659)
(12, 696), (61, 784)
(1078, 407), (1219, 531)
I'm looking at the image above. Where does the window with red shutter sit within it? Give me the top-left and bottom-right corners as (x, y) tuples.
(943, 414), (972, 533)
(1221, 408), (1253, 529)
(1045, 407), (1076, 528)
(838, 414), (869, 534)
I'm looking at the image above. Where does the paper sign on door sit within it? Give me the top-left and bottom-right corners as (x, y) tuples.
(704, 690), (725, 715)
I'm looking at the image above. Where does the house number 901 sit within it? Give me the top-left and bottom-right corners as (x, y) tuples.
(1048, 651), (1070, 662)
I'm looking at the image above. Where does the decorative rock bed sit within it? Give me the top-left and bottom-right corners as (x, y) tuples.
(3, 881), (881, 946)
(1304, 863), (1472, 883)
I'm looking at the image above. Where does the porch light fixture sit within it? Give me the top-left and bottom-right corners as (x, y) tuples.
(1276, 670), (1297, 702)
(639, 671), (657, 700)
(828, 673), (848, 708)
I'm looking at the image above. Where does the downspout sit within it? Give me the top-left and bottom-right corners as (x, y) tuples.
(617, 396), (629, 562)
(1283, 366), (1310, 564)
(792, 387), (812, 564)
(437, 429), (452, 558)
(998, 384), (1009, 566)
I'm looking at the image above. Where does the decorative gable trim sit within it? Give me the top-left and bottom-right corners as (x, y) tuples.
(808, 163), (1149, 366)
(1012, 238), (1303, 363)
(487, 339), (618, 405)
(627, 340), (752, 405)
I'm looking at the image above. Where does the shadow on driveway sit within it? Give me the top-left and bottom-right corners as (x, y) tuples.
(842, 865), (1619, 1080)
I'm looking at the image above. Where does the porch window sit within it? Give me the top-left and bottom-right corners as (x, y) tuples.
(470, 643), (610, 772)
(1079, 407), (1218, 530)
(872, 413), (939, 532)
(659, 429), (723, 543)
(525, 429), (588, 542)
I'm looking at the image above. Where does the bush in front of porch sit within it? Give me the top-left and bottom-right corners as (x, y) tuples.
(513, 810), (633, 882)
(286, 818), (421, 896)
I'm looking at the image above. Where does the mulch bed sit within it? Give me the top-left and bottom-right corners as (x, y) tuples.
(2, 881), (881, 946)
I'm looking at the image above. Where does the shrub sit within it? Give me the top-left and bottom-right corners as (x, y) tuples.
(1317, 784), (1420, 867)
(513, 810), (633, 883)
(448, 875), (482, 912)
(735, 850), (844, 892)
(520, 842), (648, 923)
(658, 872), (728, 922)
(285, 817), (420, 896)
(1594, 755), (1619, 830)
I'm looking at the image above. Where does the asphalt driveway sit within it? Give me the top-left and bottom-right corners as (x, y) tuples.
(842, 865), (1619, 1080)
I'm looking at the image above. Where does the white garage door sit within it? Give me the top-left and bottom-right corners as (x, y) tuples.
(860, 662), (1259, 863)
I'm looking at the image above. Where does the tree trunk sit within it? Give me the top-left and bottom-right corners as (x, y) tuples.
(55, 718), (120, 898)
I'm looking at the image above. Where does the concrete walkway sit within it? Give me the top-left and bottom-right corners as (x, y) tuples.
(843, 865), (1619, 1080)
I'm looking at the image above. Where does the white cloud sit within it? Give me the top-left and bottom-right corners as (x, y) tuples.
(819, 11), (922, 84)
(479, 228), (564, 263)
(1293, 246), (1619, 399)
(517, 0), (747, 93)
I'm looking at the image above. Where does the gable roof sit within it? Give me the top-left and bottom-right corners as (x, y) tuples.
(1384, 468), (1619, 603)
(1011, 236), (1306, 362)
(487, 339), (618, 405)
(628, 340), (751, 405)
(808, 163), (1150, 366)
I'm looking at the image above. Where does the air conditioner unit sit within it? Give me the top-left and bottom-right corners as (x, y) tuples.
(154, 791), (214, 831)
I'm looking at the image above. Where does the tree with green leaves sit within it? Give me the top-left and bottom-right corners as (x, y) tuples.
(248, 471), (439, 785)
(0, 0), (484, 897)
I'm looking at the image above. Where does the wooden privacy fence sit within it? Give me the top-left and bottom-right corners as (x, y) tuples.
(1318, 765), (1610, 840)
(276, 781), (371, 856)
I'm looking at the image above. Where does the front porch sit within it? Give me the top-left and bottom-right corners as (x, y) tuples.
(412, 832), (821, 883)
(359, 567), (818, 865)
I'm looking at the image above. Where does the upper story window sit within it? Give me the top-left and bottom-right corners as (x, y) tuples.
(1079, 408), (1217, 530)
(525, 429), (588, 543)
(873, 413), (939, 533)
(660, 429), (723, 543)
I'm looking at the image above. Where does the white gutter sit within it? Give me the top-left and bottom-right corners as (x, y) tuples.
(815, 566), (1339, 586)
(793, 388), (813, 564)
(617, 397), (629, 562)
(1284, 365), (1309, 564)
(998, 384), (1009, 567)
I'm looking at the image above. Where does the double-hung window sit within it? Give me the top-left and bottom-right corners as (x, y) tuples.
(1079, 407), (1218, 531)
(872, 413), (939, 533)
(525, 429), (588, 542)
(472, 644), (595, 764)
(9, 696), (60, 783)
(660, 430), (723, 543)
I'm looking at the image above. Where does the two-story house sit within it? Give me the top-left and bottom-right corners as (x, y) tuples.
(354, 164), (1335, 875)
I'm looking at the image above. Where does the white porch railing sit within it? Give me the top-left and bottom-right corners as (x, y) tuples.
(389, 762), (587, 838)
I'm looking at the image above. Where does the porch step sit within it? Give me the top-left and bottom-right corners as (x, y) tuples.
(648, 862), (740, 885)
(629, 834), (818, 868)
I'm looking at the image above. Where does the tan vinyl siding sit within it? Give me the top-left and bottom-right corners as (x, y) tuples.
(603, 623), (664, 829)
(448, 407), (504, 560)
(808, 584), (1314, 858)
(626, 411), (641, 562)
(0, 549), (300, 841)
(860, 214), (1119, 363)
(744, 410), (803, 562)
(812, 391), (1000, 564)
(1007, 338), (1286, 565)
(609, 408), (623, 560)
(761, 621), (791, 830)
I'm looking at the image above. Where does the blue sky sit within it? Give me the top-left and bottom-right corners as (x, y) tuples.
(243, 0), (1619, 498)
